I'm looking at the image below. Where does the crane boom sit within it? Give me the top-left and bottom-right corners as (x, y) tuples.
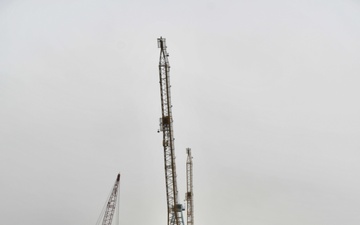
(157, 37), (184, 225)
(101, 174), (120, 225)
(186, 148), (194, 225)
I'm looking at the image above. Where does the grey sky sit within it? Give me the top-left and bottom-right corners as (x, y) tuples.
(1, 0), (359, 224)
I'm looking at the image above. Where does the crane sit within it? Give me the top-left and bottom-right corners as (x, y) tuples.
(157, 37), (185, 225)
(97, 174), (121, 225)
(186, 148), (194, 225)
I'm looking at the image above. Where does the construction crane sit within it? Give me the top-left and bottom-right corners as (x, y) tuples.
(186, 148), (194, 225)
(96, 174), (121, 225)
(157, 37), (185, 225)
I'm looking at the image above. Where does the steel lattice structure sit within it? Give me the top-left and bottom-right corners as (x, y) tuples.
(101, 174), (120, 225)
(186, 148), (194, 225)
(157, 37), (184, 225)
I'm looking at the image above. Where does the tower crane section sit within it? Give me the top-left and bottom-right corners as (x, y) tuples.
(157, 37), (184, 225)
(186, 148), (194, 225)
(99, 174), (121, 225)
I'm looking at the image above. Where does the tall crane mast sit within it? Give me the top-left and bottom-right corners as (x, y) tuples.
(186, 148), (194, 225)
(99, 174), (121, 225)
(157, 37), (184, 225)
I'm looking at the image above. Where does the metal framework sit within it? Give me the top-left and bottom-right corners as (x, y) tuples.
(186, 148), (194, 225)
(101, 174), (121, 225)
(157, 37), (184, 225)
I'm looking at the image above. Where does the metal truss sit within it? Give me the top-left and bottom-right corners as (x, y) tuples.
(157, 37), (184, 225)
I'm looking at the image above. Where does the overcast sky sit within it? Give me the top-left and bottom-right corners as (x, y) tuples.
(1, 0), (360, 225)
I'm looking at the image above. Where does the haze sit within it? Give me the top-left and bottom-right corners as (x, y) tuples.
(1, 0), (359, 224)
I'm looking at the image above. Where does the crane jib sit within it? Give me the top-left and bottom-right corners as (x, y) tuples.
(157, 37), (185, 225)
